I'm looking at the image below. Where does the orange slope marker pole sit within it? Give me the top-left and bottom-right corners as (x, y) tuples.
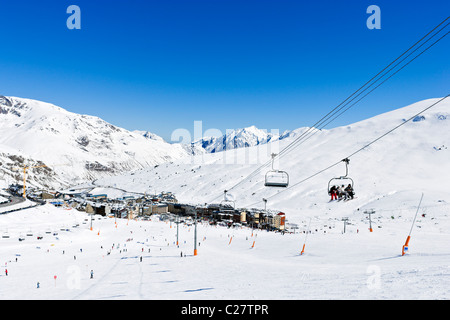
(251, 234), (257, 249)
(193, 212), (198, 256)
(300, 244), (306, 255)
(300, 218), (312, 256)
(402, 235), (411, 256)
(402, 193), (424, 256)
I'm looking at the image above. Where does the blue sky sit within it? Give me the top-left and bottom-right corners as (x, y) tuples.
(0, 0), (449, 141)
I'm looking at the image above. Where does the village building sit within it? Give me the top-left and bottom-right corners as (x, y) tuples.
(27, 185), (287, 232)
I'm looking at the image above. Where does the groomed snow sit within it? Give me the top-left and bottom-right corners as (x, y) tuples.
(1, 98), (449, 300)
(1, 201), (449, 300)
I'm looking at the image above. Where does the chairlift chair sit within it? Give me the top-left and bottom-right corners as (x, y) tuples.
(328, 158), (355, 195)
(265, 153), (289, 188)
(220, 190), (235, 212)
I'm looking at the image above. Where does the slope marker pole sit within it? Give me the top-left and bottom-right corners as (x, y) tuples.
(300, 218), (312, 255)
(402, 193), (424, 256)
(251, 234), (257, 249)
(194, 210), (198, 256)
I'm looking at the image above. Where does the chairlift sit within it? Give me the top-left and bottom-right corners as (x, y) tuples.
(220, 190), (235, 212)
(265, 153), (289, 188)
(328, 158), (355, 195)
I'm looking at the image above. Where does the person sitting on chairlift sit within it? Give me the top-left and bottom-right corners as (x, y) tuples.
(329, 185), (338, 201)
(345, 184), (354, 200)
(336, 185), (343, 200)
(339, 185), (349, 200)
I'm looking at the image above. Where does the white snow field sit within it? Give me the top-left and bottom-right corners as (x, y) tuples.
(1, 97), (450, 300)
(1, 199), (450, 300)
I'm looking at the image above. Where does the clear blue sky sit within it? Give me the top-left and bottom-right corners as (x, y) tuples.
(0, 0), (449, 141)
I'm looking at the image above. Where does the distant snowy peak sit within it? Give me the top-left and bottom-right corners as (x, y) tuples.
(133, 130), (165, 142)
(193, 125), (295, 153)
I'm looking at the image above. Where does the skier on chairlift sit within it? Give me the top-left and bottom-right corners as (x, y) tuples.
(329, 185), (338, 201)
(345, 184), (354, 200)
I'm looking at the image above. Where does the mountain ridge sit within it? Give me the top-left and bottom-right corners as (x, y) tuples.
(0, 96), (192, 188)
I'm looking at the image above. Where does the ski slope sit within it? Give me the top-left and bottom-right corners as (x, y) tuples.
(1, 202), (450, 300)
(1, 97), (450, 300)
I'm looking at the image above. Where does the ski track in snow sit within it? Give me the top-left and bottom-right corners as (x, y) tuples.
(1, 205), (450, 299)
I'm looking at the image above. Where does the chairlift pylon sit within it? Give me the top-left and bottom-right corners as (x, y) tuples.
(265, 153), (289, 188)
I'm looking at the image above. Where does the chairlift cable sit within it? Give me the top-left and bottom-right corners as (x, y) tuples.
(266, 18), (450, 186)
(245, 94), (449, 208)
(208, 16), (450, 204)
(277, 20), (450, 159)
(253, 18), (449, 183)
(345, 94), (450, 159)
(277, 26), (450, 162)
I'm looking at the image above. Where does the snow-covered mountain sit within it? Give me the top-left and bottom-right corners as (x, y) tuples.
(0, 96), (193, 187)
(2, 94), (449, 209)
(94, 97), (450, 219)
(2, 97), (450, 300)
(192, 125), (294, 153)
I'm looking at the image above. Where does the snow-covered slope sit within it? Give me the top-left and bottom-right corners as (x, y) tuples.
(0, 96), (192, 186)
(95, 97), (450, 223)
(0, 146), (64, 191)
(1, 97), (450, 300)
(1, 200), (450, 300)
